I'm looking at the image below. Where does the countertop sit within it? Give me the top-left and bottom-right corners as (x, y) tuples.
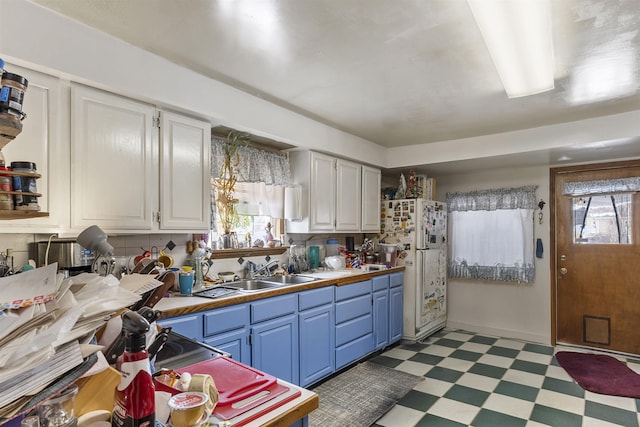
(154, 266), (405, 319)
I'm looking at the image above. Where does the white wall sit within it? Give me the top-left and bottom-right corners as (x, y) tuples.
(435, 166), (551, 345)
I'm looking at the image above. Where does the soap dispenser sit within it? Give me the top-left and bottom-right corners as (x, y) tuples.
(112, 311), (155, 427)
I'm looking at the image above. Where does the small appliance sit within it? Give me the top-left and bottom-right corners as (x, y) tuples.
(33, 240), (94, 276)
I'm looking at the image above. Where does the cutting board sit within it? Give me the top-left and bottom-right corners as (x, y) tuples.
(177, 357), (300, 422)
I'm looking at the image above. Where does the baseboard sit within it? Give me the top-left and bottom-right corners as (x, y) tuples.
(446, 321), (551, 346)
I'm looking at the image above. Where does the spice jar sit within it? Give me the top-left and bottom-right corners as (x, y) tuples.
(0, 167), (13, 211)
(11, 161), (39, 211)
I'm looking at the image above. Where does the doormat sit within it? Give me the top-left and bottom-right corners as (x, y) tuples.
(309, 361), (424, 427)
(556, 351), (640, 398)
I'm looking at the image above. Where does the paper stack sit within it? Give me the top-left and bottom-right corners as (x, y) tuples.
(0, 265), (143, 417)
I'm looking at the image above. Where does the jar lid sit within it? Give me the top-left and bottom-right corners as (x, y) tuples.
(10, 161), (36, 170)
(1, 72), (28, 88)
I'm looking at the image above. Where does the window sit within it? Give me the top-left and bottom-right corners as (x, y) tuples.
(572, 194), (632, 244)
(447, 185), (537, 283)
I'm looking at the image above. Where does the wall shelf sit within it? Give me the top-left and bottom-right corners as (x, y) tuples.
(0, 210), (49, 220)
(209, 246), (289, 260)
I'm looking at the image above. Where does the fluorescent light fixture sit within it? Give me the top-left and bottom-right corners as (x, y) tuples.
(468, 0), (555, 98)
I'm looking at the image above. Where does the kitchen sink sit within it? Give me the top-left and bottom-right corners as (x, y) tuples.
(223, 280), (282, 292)
(221, 275), (319, 292)
(259, 275), (318, 285)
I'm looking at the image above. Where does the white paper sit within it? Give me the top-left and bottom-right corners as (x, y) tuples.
(0, 263), (58, 309)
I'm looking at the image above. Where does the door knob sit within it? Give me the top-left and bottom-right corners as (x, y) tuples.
(560, 267), (568, 275)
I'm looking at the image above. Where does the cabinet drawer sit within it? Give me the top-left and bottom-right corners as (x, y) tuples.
(372, 275), (389, 292)
(336, 333), (374, 369)
(204, 304), (249, 337)
(390, 271), (404, 288)
(251, 294), (297, 324)
(335, 315), (372, 347)
(299, 286), (334, 311)
(335, 280), (371, 302)
(158, 313), (203, 342)
(335, 294), (372, 324)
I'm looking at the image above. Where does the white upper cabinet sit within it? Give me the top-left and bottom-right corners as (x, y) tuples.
(361, 165), (381, 232)
(335, 159), (361, 231)
(159, 111), (210, 230)
(0, 64), (69, 233)
(71, 84), (156, 231)
(70, 85), (211, 233)
(287, 150), (380, 234)
(309, 151), (336, 231)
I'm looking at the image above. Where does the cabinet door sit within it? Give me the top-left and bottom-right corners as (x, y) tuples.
(0, 64), (68, 232)
(309, 152), (335, 231)
(373, 289), (389, 350)
(361, 166), (381, 232)
(70, 85), (156, 231)
(159, 111), (210, 230)
(251, 315), (299, 384)
(299, 304), (334, 387)
(335, 159), (361, 231)
(389, 285), (404, 343)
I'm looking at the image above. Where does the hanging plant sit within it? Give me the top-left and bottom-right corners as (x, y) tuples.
(213, 130), (250, 235)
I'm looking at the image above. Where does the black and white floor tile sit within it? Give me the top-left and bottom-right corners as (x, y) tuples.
(369, 329), (640, 427)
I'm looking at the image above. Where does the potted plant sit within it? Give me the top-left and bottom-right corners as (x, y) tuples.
(213, 130), (250, 248)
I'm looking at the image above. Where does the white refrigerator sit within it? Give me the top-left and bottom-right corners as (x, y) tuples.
(380, 198), (447, 342)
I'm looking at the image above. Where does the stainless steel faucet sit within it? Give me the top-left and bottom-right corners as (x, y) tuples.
(246, 259), (280, 278)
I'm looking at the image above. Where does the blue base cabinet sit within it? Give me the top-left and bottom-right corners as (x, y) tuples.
(389, 272), (404, 343)
(202, 303), (251, 364)
(251, 294), (299, 384)
(298, 287), (334, 387)
(335, 280), (373, 370)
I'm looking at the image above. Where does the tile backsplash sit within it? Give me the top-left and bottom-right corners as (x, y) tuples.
(0, 233), (290, 278)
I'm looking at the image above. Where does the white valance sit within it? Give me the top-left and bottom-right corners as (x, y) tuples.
(446, 185), (538, 212)
(562, 177), (640, 196)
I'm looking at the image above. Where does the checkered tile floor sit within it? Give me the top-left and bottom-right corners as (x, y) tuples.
(369, 329), (640, 427)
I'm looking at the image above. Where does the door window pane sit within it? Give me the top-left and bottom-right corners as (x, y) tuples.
(573, 194), (632, 244)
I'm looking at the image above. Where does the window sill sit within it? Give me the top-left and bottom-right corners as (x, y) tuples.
(209, 246), (289, 260)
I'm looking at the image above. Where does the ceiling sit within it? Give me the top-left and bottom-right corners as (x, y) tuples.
(31, 0), (640, 171)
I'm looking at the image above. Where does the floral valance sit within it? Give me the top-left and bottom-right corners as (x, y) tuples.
(446, 185), (538, 212)
(562, 177), (640, 196)
(211, 137), (291, 186)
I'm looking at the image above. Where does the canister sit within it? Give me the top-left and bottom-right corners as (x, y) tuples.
(0, 72), (28, 115)
(10, 161), (39, 211)
(326, 239), (339, 256)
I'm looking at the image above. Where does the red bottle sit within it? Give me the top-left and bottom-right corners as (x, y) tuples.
(112, 311), (156, 427)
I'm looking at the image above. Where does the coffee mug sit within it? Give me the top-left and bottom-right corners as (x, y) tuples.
(179, 271), (194, 295)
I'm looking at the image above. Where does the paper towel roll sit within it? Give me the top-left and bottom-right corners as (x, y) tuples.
(285, 185), (302, 220)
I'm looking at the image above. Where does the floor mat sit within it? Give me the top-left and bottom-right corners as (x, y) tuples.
(309, 361), (424, 427)
(556, 351), (640, 398)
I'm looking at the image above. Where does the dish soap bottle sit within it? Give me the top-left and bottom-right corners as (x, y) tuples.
(112, 311), (155, 427)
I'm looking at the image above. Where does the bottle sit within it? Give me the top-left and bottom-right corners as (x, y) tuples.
(112, 311), (155, 427)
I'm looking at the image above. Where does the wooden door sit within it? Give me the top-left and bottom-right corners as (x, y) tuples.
(553, 161), (640, 354)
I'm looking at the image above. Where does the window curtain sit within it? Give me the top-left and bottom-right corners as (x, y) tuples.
(446, 185), (537, 283)
(210, 137), (291, 228)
